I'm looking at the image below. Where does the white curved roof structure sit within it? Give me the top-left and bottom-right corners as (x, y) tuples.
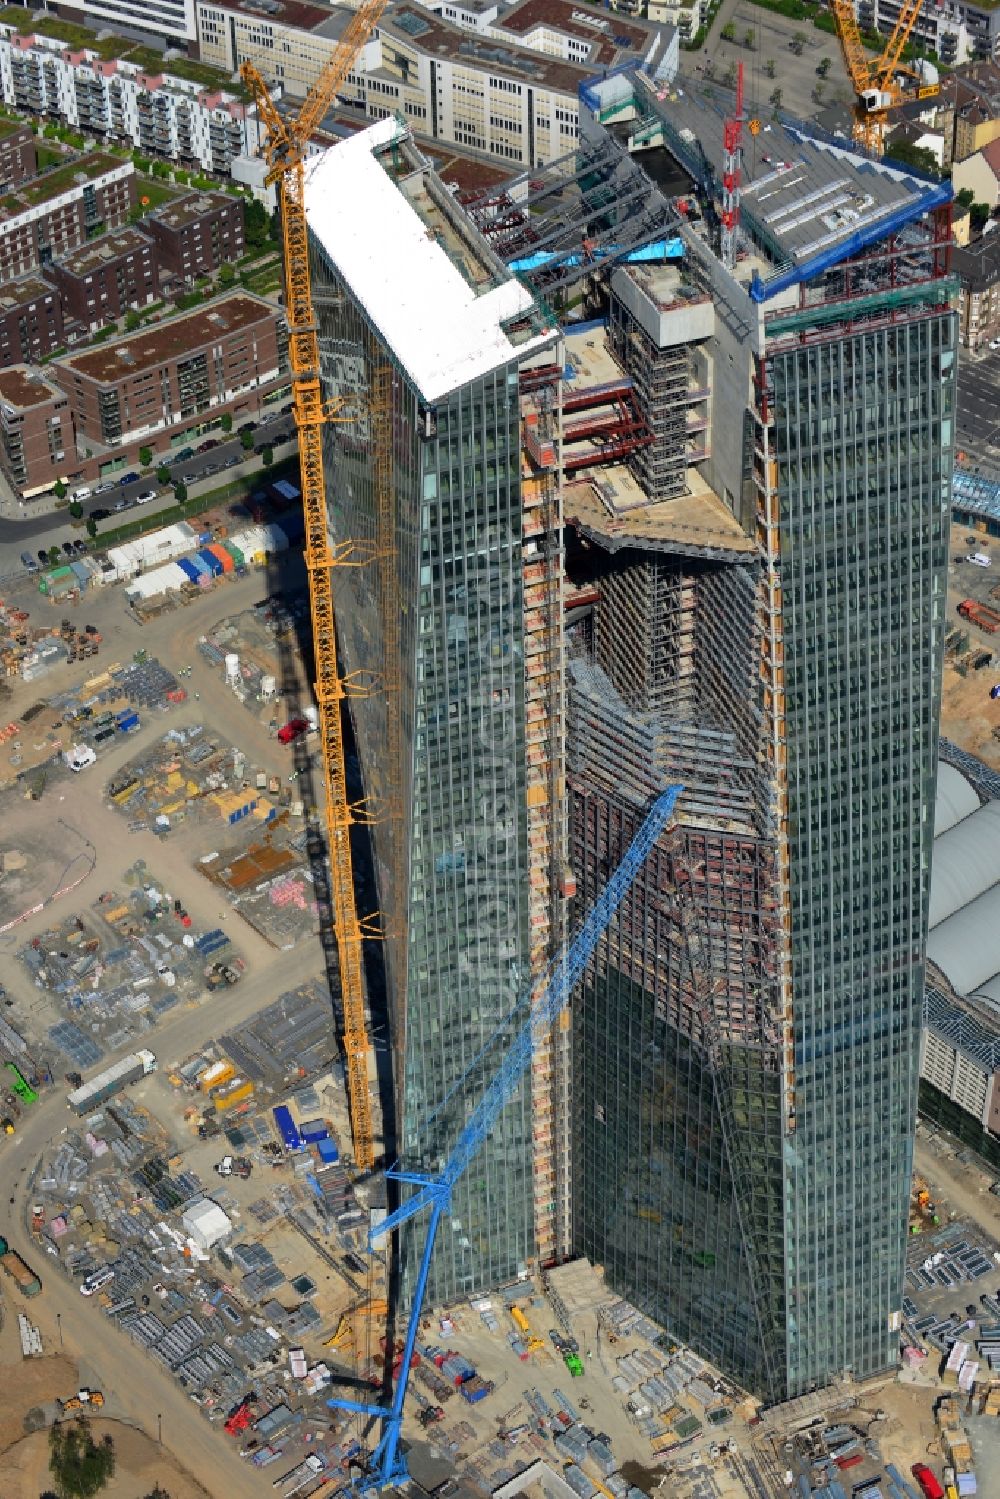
(934, 760), (981, 836)
(928, 798), (1000, 929)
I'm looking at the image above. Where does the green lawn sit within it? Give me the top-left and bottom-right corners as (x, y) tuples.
(0, 7), (233, 74)
(134, 175), (185, 212)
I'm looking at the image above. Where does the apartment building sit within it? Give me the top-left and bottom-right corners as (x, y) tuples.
(0, 275), (66, 364)
(931, 60), (1000, 168)
(46, 0), (197, 46)
(142, 191), (244, 282)
(0, 365), (74, 498)
(51, 291), (284, 449)
(196, 0), (675, 165)
(952, 236), (1000, 349)
(48, 226), (160, 334)
(858, 0), (1000, 65)
(0, 152), (136, 279)
(0, 29), (261, 175)
(0, 115), (35, 189)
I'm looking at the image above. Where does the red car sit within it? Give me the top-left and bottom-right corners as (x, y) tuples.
(277, 717), (309, 745)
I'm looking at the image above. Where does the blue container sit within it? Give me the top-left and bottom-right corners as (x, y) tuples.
(301, 1119), (327, 1143)
(116, 712), (140, 733)
(177, 557), (201, 584)
(317, 1138), (339, 1164)
(272, 1104), (302, 1151)
(198, 547), (223, 577)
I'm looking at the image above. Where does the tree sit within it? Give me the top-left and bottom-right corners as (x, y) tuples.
(125, 310), (141, 331)
(68, 500), (83, 519)
(220, 412), (233, 433)
(244, 197), (269, 248)
(261, 445), (274, 469)
(885, 141), (941, 177)
(54, 479), (67, 501)
(49, 1419), (115, 1499)
(790, 32), (806, 55)
(743, 28), (755, 50)
(770, 87), (783, 112)
(720, 20), (736, 41)
(218, 261), (236, 287)
(817, 56), (832, 77)
(268, 206), (280, 243)
(240, 428), (255, 452)
(48, 545), (60, 565)
(144, 1488), (171, 1499)
(139, 446), (153, 468)
(173, 480), (187, 504)
(764, 57), (776, 78)
(86, 517), (98, 539)
(156, 463), (171, 485)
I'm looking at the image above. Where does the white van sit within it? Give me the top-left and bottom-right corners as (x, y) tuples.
(64, 744), (97, 772)
(80, 1266), (114, 1296)
(71, 486), (92, 502)
(970, 553), (992, 568)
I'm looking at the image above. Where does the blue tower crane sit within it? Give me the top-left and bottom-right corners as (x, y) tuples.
(329, 783), (683, 1491)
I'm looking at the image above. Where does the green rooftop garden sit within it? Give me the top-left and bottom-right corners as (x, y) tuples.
(18, 151), (119, 205)
(0, 7), (232, 84)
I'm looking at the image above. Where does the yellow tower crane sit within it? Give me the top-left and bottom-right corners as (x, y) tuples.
(241, 0), (391, 1172)
(831, 0), (939, 154)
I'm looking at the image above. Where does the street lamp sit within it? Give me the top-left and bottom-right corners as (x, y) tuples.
(56, 1313), (63, 1350)
(157, 1413), (162, 1445)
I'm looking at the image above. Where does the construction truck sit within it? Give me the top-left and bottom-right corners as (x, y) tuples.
(60, 1390), (104, 1412)
(959, 599), (1000, 635)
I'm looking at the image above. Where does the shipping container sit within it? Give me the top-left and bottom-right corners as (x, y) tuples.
(198, 548), (224, 578)
(273, 1105), (302, 1151)
(207, 542), (234, 574)
(177, 557), (202, 584)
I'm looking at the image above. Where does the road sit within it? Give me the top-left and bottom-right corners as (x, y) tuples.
(0, 408), (296, 554)
(957, 345), (1000, 472)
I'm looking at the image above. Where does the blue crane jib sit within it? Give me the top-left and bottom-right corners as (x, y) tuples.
(329, 783), (683, 1492)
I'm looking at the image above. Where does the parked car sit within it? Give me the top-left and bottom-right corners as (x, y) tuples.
(277, 717), (310, 745)
(135, 489), (157, 505)
(224, 456), (240, 468)
(119, 471), (139, 486)
(90, 507), (111, 521)
(36, 549), (49, 565)
(72, 539), (88, 554)
(201, 438), (221, 451)
(94, 481), (115, 495)
(71, 485), (92, 502)
(176, 446), (195, 462)
(62, 541), (75, 556)
(238, 421), (256, 436)
(19, 551), (38, 573)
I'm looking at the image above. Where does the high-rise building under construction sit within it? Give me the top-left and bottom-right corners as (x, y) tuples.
(305, 75), (957, 1400)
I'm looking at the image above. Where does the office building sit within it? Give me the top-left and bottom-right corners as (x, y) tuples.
(196, 0), (675, 166)
(48, 227), (159, 335)
(142, 191), (244, 282)
(0, 27), (261, 175)
(52, 291), (284, 450)
(0, 366), (74, 498)
(0, 275), (66, 364)
(47, 0), (197, 46)
(0, 153), (136, 279)
(543, 74), (956, 1403)
(304, 117), (561, 1300)
(858, 0), (1000, 65)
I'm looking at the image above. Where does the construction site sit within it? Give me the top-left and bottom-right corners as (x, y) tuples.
(0, 0), (991, 1494)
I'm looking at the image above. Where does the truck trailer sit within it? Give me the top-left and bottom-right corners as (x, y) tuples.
(67, 1050), (156, 1114)
(0, 1236), (41, 1296)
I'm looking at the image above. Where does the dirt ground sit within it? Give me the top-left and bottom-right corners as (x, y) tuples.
(3, 1419), (212, 1499)
(941, 658), (1000, 769)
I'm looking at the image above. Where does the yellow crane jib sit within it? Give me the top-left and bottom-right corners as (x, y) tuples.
(831, 0), (939, 155)
(239, 0), (392, 1173)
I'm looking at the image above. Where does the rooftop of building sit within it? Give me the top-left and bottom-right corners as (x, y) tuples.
(613, 74), (949, 281)
(0, 363), (62, 410)
(497, 0), (667, 67)
(0, 113), (29, 139)
(205, 0), (333, 28)
(305, 117), (556, 402)
(926, 758), (1000, 1005)
(952, 232), (1000, 290)
(0, 150), (126, 219)
(0, 8), (231, 88)
(0, 273), (55, 310)
(380, 4), (591, 93)
(56, 291), (275, 383)
(147, 190), (235, 230)
(52, 225), (154, 277)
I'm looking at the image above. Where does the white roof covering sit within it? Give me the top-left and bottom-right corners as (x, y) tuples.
(927, 797), (1000, 929)
(304, 118), (557, 403)
(927, 885), (1000, 997)
(934, 761), (981, 836)
(181, 1197), (231, 1247)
